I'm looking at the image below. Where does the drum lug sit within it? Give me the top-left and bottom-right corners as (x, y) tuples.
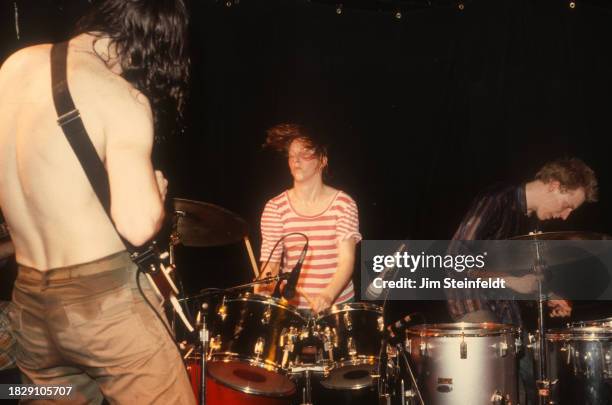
(378, 316), (384, 332)
(583, 351), (594, 378)
(405, 337), (411, 354)
(323, 326), (337, 361)
(254, 337), (265, 358)
(209, 334), (222, 353)
(217, 303), (227, 321)
(499, 342), (508, 357)
(419, 342), (427, 357)
(490, 390), (511, 404)
(343, 311), (353, 331)
(262, 305), (272, 325)
(348, 336), (357, 357)
(526, 333), (536, 349)
(514, 327), (522, 351)
(460, 333), (467, 359)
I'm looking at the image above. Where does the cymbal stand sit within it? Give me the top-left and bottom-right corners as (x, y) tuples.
(299, 370), (313, 405)
(533, 239), (551, 405)
(199, 302), (209, 405)
(377, 241), (425, 405)
(395, 343), (425, 405)
(378, 338), (391, 405)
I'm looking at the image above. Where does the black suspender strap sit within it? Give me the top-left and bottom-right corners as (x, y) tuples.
(50, 41), (135, 252)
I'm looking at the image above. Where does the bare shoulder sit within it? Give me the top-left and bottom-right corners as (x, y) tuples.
(0, 44), (51, 80)
(71, 56), (151, 118)
(67, 51), (153, 144)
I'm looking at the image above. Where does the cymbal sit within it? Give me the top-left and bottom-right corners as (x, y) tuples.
(510, 231), (612, 240)
(172, 198), (248, 247)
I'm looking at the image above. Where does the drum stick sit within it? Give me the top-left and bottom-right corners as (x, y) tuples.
(243, 236), (259, 277)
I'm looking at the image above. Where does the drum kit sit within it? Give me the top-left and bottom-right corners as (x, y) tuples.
(165, 198), (612, 405)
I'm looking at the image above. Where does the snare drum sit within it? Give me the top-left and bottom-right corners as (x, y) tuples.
(315, 302), (384, 390)
(546, 321), (612, 405)
(207, 293), (306, 397)
(406, 323), (518, 405)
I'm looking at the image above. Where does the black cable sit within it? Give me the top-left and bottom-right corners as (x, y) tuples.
(258, 232), (308, 277)
(136, 268), (183, 354)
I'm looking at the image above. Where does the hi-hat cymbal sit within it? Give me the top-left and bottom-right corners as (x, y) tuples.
(173, 198), (248, 247)
(510, 231), (612, 240)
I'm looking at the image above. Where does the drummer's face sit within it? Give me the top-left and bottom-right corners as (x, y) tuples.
(288, 139), (326, 183)
(538, 182), (586, 221)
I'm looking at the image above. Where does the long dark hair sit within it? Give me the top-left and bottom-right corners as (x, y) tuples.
(75, 0), (190, 134)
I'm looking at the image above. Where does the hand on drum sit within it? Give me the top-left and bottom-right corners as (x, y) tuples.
(310, 291), (333, 313)
(548, 299), (572, 317)
(253, 283), (272, 296)
(253, 273), (274, 295)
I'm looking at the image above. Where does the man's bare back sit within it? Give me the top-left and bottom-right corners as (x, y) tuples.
(0, 35), (166, 270)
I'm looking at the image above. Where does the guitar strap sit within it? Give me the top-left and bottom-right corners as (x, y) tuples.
(50, 41), (138, 254)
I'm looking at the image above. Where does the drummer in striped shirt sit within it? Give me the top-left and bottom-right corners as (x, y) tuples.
(257, 123), (362, 313)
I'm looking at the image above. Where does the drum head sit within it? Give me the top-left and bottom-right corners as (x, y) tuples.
(207, 361), (296, 397)
(320, 364), (376, 390)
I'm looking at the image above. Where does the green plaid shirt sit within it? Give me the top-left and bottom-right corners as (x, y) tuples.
(0, 300), (16, 370)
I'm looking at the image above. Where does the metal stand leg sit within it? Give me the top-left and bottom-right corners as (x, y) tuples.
(396, 343), (425, 405)
(378, 340), (391, 405)
(199, 304), (209, 405)
(533, 241), (550, 405)
(300, 370), (313, 405)
(536, 290), (550, 405)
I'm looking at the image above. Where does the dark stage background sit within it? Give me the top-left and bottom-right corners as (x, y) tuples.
(1, 0), (612, 328)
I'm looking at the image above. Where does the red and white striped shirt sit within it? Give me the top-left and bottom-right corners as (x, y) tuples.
(260, 190), (361, 309)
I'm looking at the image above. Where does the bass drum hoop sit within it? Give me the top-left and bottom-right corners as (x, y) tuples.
(206, 355), (296, 397)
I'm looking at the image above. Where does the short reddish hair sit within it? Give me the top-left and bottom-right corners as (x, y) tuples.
(535, 158), (598, 202)
(264, 123), (328, 159)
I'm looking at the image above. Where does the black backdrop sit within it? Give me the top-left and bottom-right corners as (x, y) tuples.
(1, 0), (612, 325)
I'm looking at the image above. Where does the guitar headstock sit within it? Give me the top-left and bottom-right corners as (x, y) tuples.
(131, 241), (172, 275)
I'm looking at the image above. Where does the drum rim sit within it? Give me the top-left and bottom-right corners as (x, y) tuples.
(316, 302), (383, 319)
(207, 356), (296, 397)
(568, 317), (612, 329)
(546, 327), (612, 340)
(327, 356), (378, 370)
(224, 293), (306, 320)
(406, 322), (516, 337)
